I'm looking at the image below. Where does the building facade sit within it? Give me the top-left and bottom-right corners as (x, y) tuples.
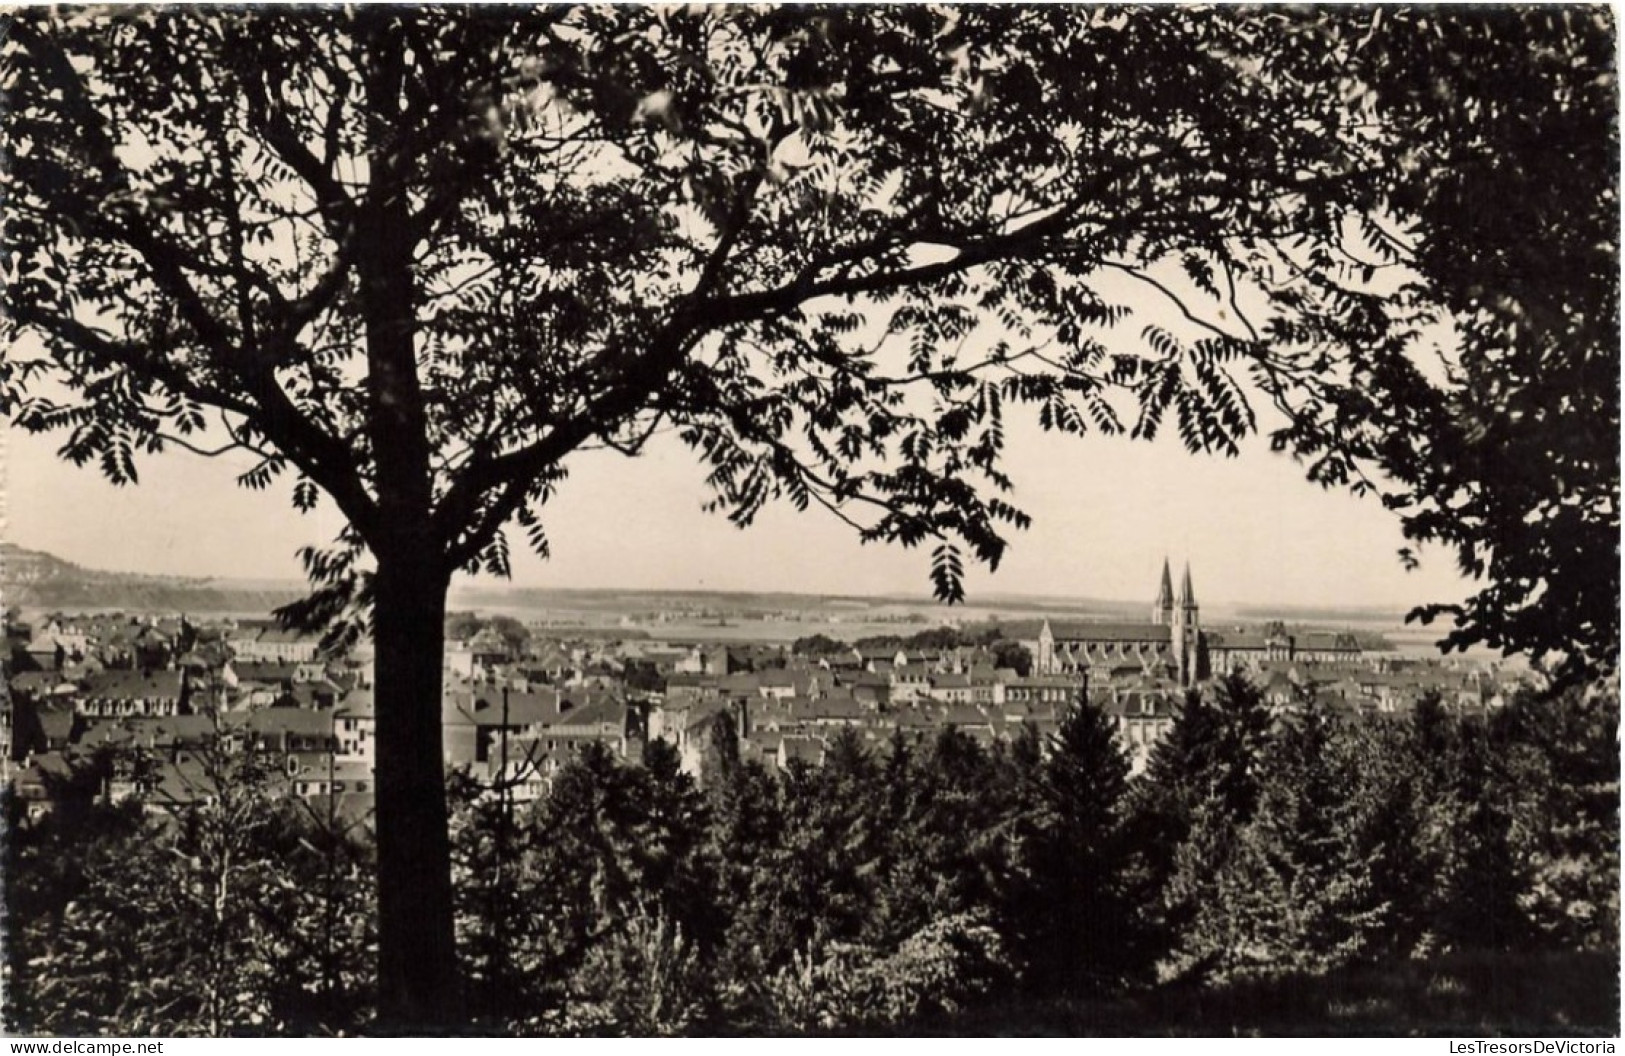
(1025, 559), (1208, 687)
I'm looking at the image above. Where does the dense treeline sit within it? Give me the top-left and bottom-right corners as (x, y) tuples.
(791, 627), (1033, 676)
(793, 625), (1003, 656)
(5, 674), (1616, 1035)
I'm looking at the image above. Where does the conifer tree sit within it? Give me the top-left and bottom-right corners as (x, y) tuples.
(1178, 707), (1390, 982)
(767, 728), (887, 955)
(634, 738), (719, 948)
(1432, 719), (1527, 952)
(704, 757), (788, 985)
(1016, 693), (1147, 994)
(1492, 680), (1621, 950)
(1137, 671), (1273, 965)
(1339, 716), (1432, 961)
(873, 727), (1008, 948)
(449, 769), (545, 1022)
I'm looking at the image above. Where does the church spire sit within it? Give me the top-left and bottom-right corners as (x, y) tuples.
(1179, 562), (1195, 607)
(1154, 558), (1175, 625)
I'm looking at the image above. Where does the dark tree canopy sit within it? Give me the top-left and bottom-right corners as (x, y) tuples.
(1277, 9), (1618, 681)
(7, 7), (1613, 655)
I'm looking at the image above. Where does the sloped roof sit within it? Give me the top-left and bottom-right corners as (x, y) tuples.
(20, 750), (76, 784)
(1297, 631), (1362, 651)
(148, 713), (220, 743)
(548, 695), (625, 730)
(38, 710), (76, 741)
(336, 687), (375, 718)
(779, 736), (825, 764)
(232, 661), (299, 684)
(9, 671), (68, 695)
(1206, 631), (1273, 649)
(998, 620), (1047, 640)
(1104, 691), (1179, 718)
(1008, 674), (1081, 688)
(683, 697), (732, 732)
(453, 684), (565, 727)
(1048, 621), (1169, 642)
(149, 758), (219, 804)
(788, 694), (863, 722)
(77, 720), (138, 751)
(243, 706), (333, 737)
(83, 668), (184, 701)
(254, 627), (322, 645)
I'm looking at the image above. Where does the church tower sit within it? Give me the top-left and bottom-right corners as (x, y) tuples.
(1172, 563), (1201, 685)
(1153, 558), (1175, 626)
(1179, 562), (1199, 629)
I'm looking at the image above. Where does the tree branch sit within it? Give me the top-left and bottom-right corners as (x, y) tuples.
(705, 152), (1166, 329)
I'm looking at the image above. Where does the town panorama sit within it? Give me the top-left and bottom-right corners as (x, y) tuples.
(8, 554), (1526, 819)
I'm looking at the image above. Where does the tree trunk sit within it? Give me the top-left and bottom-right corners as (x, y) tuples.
(351, 22), (467, 1024)
(372, 549), (459, 1026)
(356, 97), (460, 1022)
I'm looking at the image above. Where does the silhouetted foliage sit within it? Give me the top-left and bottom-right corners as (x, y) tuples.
(7, 738), (376, 1036)
(790, 634), (849, 658)
(1013, 695), (1150, 994)
(990, 640), (1034, 677)
(1275, 9), (1618, 681)
(1492, 682), (1620, 950)
(8, 672), (1618, 1035)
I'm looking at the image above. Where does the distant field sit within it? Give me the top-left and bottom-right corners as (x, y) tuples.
(10, 544), (1497, 660)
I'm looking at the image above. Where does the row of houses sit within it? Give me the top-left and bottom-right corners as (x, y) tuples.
(7, 604), (1526, 825)
(16, 614), (203, 674)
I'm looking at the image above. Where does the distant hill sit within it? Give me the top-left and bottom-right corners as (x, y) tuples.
(2, 542), (1409, 636)
(1231, 602), (1407, 624)
(2, 543), (305, 615)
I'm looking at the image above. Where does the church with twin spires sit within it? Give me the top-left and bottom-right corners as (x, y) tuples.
(1026, 558), (1209, 687)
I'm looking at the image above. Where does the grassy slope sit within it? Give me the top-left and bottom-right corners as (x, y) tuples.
(924, 951), (1620, 1037)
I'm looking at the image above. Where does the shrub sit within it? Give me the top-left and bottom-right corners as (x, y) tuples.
(760, 911), (1013, 1033)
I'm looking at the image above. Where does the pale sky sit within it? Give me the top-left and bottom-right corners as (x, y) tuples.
(4, 404), (1472, 612)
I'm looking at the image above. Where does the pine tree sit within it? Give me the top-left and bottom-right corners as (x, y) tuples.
(1016, 693), (1148, 994)
(521, 743), (645, 996)
(771, 728), (888, 955)
(1178, 707), (1392, 982)
(1433, 719), (1527, 952)
(872, 727), (1009, 949)
(1492, 680), (1620, 950)
(1134, 672), (1273, 968)
(450, 769), (546, 1022)
(1340, 716), (1432, 961)
(633, 738), (718, 949)
(1131, 687), (1221, 916)
(704, 758), (788, 990)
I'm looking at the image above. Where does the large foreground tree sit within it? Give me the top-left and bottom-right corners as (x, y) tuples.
(1290, 8), (1618, 682)
(5, 6), (1613, 1023)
